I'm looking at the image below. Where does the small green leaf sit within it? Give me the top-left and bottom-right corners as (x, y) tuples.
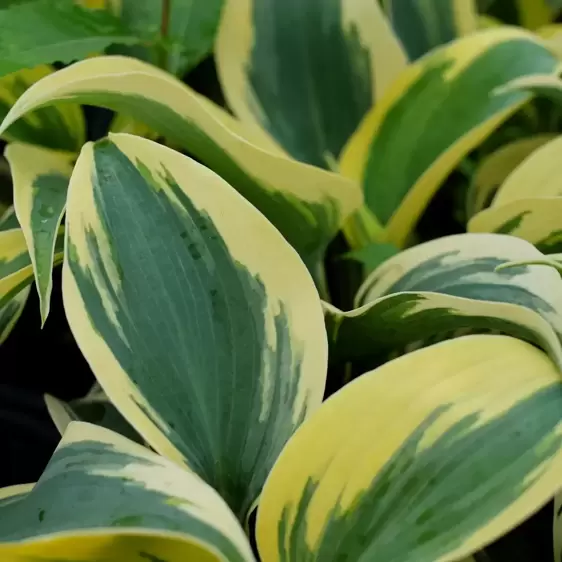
(0, 0), (141, 77)
(343, 242), (399, 273)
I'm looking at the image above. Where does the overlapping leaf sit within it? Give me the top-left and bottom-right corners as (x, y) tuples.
(258, 335), (562, 562)
(469, 135), (562, 252)
(0, 55), (362, 277)
(383, 0), (478, 60)
(339, 28), (559, 247)
(0, 207), (29, 344)
(325, 233), (562, 369)
(0, 422), (256, 562)
(216, 0), (407, 170)
(0, 65), (85, 151)
(466, 134), (555, 218)
(6, 142), (73, 323)
(62, 133), (328, 521)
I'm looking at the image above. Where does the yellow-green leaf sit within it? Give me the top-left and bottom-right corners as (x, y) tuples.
(383, 0), (479, 60)
(340, 28), (558, 247)
(0, 65), (85, 151)
(6, 142), (73, 324)
(0, 206), (29, 344)
(62, 133), (328, 522)
(325, 233), (562, 369)
(216, 0), (407, 169)
(0, 422), (256, 562)
(466, 134), (555, 217)
(0, 55), (362, 275)
(257, 335), (562, 562)
(469, 135), (562, 252)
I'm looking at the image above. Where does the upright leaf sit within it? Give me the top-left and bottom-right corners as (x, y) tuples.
(383, 0), (479, 60)
(0, 55), (362, 276)
(0, 65), (85, 151)
(257, 335), (562, 562)
(0, 0), (141, 77)
(340, 28), (558, 247)
(0, 422), (256, 562)
(469, 135), (562, 252)
(325, 233), (562, 369)
(62, 133), (328, 521)
(6, 142), (73, 324)
(216, 0), (407, 169)
(466, 134), (555, 217)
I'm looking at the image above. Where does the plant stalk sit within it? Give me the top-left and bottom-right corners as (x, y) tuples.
(159, 0), (171, 69)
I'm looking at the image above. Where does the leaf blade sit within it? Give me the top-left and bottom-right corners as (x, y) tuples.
(62, 133), (328, 521)
(257, 335), (562, 562)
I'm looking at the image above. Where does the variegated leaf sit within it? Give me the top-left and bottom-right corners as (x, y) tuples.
(0, 55), (362, 279)
(216, 0), (407, 169)
(6, 142), (73, 323)
(0, 206), (29, 344)
(0, 65), (85, 151)
(326, 233), (562, 369)
(469, 135), (562, 252)
(258, 335), (562, 562)
(466, 134), (555, 218)
(62, 133), (328, 521)
(0, 422), (256, 562)
(383, 0), (479, 60)
(339, 28), (559, 247)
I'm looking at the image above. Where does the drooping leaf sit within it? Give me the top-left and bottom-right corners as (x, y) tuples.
(0, 207), (29, 344)
(6, 142), (73, 324)
(0, 0), (141, 78)
(466, 134), (555, 217)
(62, 133), (328, 521)
(113, 0), (225, 75)
(340, 28), (558, 247)
(216, 0), (407, 169)
(257, 335), (562, 562)
(0, 422), (256, 562)
(325, 233), (562, 368)
(0, 55), (362, 277)
(0, 65), (85, 151)
(383, 0), (479, 60)
(469, 136), (562, 252)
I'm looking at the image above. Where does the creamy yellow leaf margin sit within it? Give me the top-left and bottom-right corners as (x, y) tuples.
(216, 0), (407, 168)
(340, 27), (558, 247)
(325, 233), (562, 369)
(466, 134), (556, 217)
(62, 133), (328, 521)
(257, 335), (562, 562)
(469, 135), (562, 252)
(0, 206), (29, 344)
(0, 422), (256, 562)
(0, 65), (85, 151)
(6, 142), (73, 324)
(0, 55), (362, 274)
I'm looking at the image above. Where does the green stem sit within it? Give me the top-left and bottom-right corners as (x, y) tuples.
(158, 0), (171, 69)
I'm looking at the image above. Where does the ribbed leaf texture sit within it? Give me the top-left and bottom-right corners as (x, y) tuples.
(0, 0), (141, 77)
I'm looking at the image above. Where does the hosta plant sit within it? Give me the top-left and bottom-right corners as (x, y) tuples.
(3, 1), (562, 560)
(1, 134), (562, 562)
